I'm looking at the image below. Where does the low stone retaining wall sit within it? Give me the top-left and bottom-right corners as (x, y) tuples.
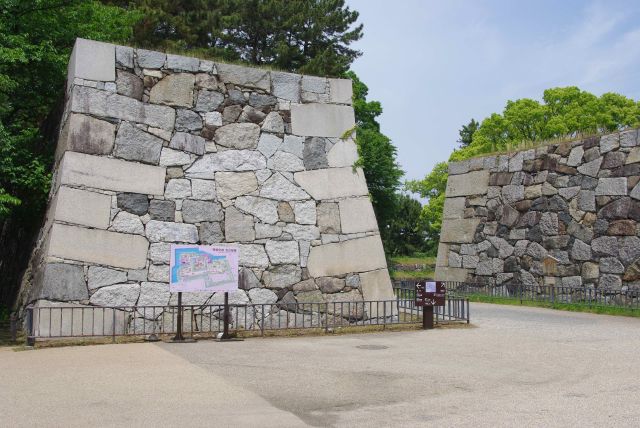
(436, 130), (640, 290)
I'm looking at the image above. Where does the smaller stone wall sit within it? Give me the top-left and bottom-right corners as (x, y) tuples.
(436, 129), (640, 290)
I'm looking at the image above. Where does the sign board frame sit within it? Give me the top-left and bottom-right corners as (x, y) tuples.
(169, 244), (239, 293)
(415, 281), (446, 307)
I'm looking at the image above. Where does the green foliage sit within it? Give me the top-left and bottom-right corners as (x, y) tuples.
(451, 87), (640, 161)
(412, 86), (640, 251)
(105, 0), (363, 76)
(384, 194), (430, 256)
(457, 118), (478, 148)
(0, 0), (141, 218)
(347, 71), (405, 252)
(405, 162), (448, 255)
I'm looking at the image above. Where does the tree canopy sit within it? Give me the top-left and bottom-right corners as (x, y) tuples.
(103, 0), (363, 76)
(0, 0), (140, 218)
(409, 86), (640, 254)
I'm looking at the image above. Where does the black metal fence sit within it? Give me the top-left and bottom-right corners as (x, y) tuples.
(419, 281), (640, 310)
(24, 296), (470, 342)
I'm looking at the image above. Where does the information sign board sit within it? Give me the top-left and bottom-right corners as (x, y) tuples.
(169, 244), (239, 292)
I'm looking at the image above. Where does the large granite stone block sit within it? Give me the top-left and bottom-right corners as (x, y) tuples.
(445, 170), (490, 197)
(294, 167), (368, 200)
(67, 38), (114, 89)
(339, 197), (378, 233)
(442, 197), (466, 220)
(434, 266), (469, 282)
(70, 86), (175, 131)
(439, 218), (481, 243)
(36, 263), (87, 301)
(56, 113), (116, 161)
(360, 269), (395, 318)
(48, 223), (149, 269)
(216, 63), (270, 91)
(149, 73), (195, 107)
(307, 236), (387, 277)
(58, 152), (165, 195)
(328, 78), (353, 104)
(290, 103), (355, 137)
(113, 121), (164, 164)
(53, 186), (111, 229)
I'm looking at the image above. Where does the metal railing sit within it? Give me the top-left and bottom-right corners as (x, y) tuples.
(438, 281), (640, 310)
(24, 296), (470, 342)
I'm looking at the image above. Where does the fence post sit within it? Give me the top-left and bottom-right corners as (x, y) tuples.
(10, 312), (17, 342)
(26, 305), (35, 346)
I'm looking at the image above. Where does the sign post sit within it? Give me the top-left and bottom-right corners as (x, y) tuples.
(415, 281), (446, 330)
(169, 244), (239, 342)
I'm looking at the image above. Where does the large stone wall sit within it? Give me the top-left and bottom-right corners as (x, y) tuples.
(436, 129), (640, 289)
(17, 39), (394, 323)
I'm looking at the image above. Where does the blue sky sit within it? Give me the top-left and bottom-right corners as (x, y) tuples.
(347, 0), (640, 186)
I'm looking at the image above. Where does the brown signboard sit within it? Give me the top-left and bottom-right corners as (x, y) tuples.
(416, 281), (446, 307)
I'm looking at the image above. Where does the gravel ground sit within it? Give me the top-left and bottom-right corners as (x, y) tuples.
(2, 303), (640, 427)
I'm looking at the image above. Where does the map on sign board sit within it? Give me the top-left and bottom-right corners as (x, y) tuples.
(425, 282), (436, 293)
(170, 244), (239, 292)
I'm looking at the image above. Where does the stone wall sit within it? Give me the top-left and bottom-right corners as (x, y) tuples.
(17, 38), (394, 324)
(436, 129), (640, 290)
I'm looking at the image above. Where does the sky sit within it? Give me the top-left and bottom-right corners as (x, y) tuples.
(347, 0), (640, 187)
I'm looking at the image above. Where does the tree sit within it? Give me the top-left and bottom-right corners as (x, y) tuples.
(104, 0), (363, 76)
(457, 118), (478, 148)
(412, 86), (640, 253)
(384, 193), (429, 256)
(347, 71), (404, 250)
(405, 162), (448, 255)
(0, 0), (140, 307)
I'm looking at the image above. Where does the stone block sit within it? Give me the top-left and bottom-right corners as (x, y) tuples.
(303, 137), (329, 170)
(137, 49), (166, 68)
(225, 206), (255, 242)
(175, 109), (203, 132)
(265, 240), (299, 265)
(327, 139), (359, 168)
(48, 223), (148, 269)
(238, 244), (269, 268)
(67, 39), (114, 89)
(35, 263), (87, 301)
(56, 114), (116, 161)
(329, 78), (353, 104)
(434, 266), (469, 282)
(70, 86), (175, 131)
(115, 46), (133, 68)
(260, 173), (311, 201)
(148, 200), (175, 221)
(90, 283), (141, 307)
(445, 170), (489, 197)
(114, 122), (163, 164)
(294, 167), (368, 200)
(317, 202), (341, 233)
(53, 186), (111, 229)
(116, 70), (143, 100)
(439, 218), (481, 243)
(169, 132), (205, 155)
(166, 54), (200, 72)
(290, 103), (355, 137)
(271, 71), (301, 102)
(235, 196), (279, 224)
(145, 220), (198, 243)
(294, 200), (316, 225)
(149, 73), (195, 107)
(182, 200), (224, 223)
(595, 178), (627, 196)
(195, 90), (225, 112)
(186, 151), (266, 178)
(58, 152), (165, 195)
(215, 172), (258, 200)
(360, 269), (394, 316)
(268, 151), (304, 172)
(442, 197), (465, 220)
(338, 197), (378, 233)
(216, 62), (270, 91)
(88, 266), (128, 290)
(307, 236), (387, 277)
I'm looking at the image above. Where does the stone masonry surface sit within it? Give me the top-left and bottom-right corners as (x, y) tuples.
(18, 38), (393, 329)
(435, 130), (640, 291)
